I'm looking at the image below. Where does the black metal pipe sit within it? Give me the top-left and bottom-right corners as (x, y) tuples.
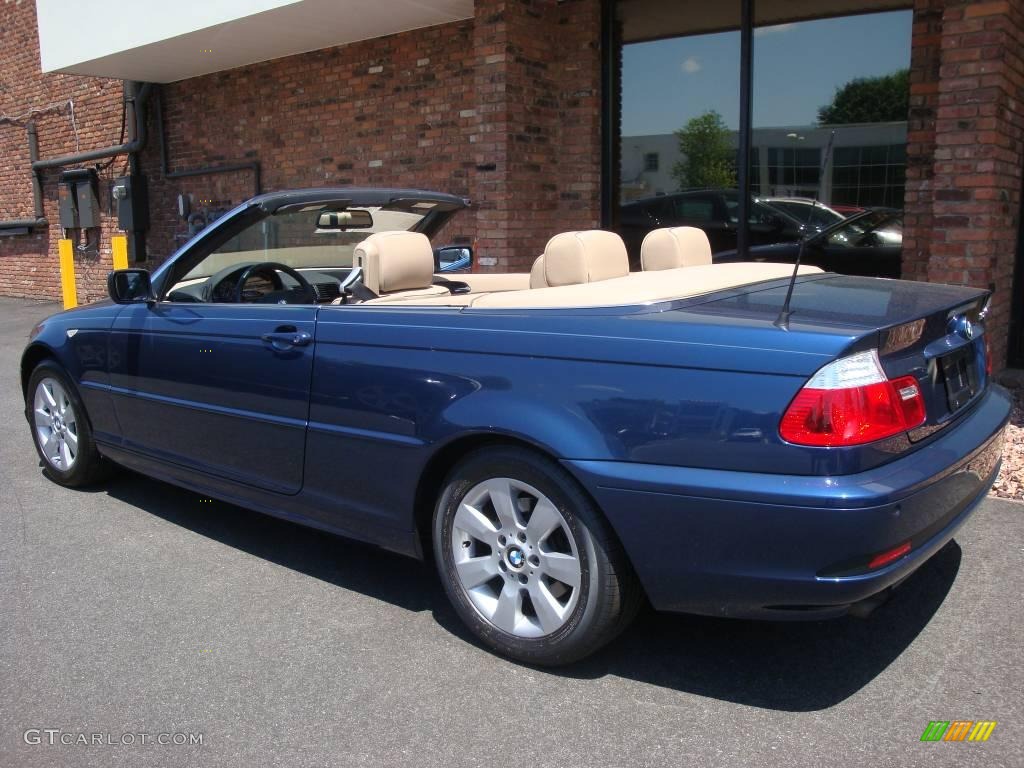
(599, 0), (620, 231)
(736, 0), (754, 259)
(1007, 169), (1024, 367)
(28, 123), (45, 219)
(156, 86), (261, 196)
(31, 82), (153, 171)
(0, 122), (48, 230)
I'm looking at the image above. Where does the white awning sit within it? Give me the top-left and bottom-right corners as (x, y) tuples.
(36, 0), (474, 83)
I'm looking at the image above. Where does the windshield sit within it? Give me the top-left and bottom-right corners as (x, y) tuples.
(765, 200), (844, 229)
(181, 206), (427, 281)
(721, 192), (801, 227)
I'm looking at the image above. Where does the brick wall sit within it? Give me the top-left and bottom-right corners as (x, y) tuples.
(903, 0), (945, 284)
(471, 0), (603, 271)
(903, 0), (1024, 369)
(1, 0), (603, 299)
(0, 0), (123, 303)
(141, 19), (480, 264)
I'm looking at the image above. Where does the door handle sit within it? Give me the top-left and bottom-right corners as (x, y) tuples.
(261, 328), (312, 349)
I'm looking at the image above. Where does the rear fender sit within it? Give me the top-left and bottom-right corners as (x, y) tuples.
(436, 391), (612, 461)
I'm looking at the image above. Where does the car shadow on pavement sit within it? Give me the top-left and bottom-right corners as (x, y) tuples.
(560, 539), (961, 711)
(100, 468), (960, 712)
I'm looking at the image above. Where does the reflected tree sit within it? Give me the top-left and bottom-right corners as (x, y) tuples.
(672, 110), (737, 189)
(818, 69), (909, 125)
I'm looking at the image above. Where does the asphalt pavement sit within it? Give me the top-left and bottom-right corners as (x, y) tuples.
(1, 296), (1021, 768)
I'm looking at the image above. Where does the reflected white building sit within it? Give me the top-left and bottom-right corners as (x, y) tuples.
(621, 121), (908, 208)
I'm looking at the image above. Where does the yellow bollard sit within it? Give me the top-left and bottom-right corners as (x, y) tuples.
(112, 235), (129, 271)
(58, 239), (77, 309)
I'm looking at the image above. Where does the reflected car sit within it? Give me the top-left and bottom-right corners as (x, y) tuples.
(21, 187), (1008, 666)
(758, 197), (847, 230)
(830, 203), (867, 217)
(715, 209), (904, 278)
(620, 189), (808, 264)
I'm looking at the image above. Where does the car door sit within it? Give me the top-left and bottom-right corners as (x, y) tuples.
(109, 303), (315, 494)
(108, 208), (317, 495)
(819, 242), (901, 278)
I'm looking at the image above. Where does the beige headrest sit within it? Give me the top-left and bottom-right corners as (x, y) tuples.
(543, 230), (629, 287)
(354, 231), (435, 294)
(640, 227), (712, 271)
(529, 255), (548, 288)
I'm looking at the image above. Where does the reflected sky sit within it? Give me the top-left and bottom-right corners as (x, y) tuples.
(623, 10), (912, 135)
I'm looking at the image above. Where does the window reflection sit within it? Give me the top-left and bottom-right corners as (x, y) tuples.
(618, 6), (911, 277)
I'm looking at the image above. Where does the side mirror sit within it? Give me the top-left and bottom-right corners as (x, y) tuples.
(435, 245), (473, 273)
(108, 269), (155, 304)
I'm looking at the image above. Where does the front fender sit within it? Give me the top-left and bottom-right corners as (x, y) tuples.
(19, 304), (122, 441)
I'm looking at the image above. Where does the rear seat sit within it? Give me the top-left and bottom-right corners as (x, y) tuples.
(344, 226), (784, 310)
(531, 230), (629, 289)
(640, 226), (712, 270)
(529, 255), (547, 288)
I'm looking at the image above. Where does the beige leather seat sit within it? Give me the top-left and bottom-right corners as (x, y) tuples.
(529, 255), (547, 288)
(353, 231), (449, 303)
(640, 226), (712, 271)
(539, 230), (629, 287)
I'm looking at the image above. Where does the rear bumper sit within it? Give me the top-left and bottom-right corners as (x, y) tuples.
(566, 385), (1012, 619)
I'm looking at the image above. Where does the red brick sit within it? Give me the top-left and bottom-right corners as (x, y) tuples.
(903, 0), (1024, 370)
(965, 1), (1011, 18)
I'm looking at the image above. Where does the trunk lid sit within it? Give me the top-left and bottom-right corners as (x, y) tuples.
(687, 274), (992, 437)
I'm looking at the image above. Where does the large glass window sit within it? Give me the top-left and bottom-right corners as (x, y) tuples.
(617, 3), (911, 275)
(766, 147), (821, 197)
(619, 27), (740, 263)
(831, 144), (907, 208)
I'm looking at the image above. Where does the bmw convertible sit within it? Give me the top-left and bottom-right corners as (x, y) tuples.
(21, 188), (1010, 665)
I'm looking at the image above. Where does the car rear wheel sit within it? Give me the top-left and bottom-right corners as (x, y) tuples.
(27, 361), (111, 487)
(433, 446), (641, 666)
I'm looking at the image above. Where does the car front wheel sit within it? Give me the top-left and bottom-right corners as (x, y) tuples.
(433, 446), (641, 666)
(26, 361), (111, 487)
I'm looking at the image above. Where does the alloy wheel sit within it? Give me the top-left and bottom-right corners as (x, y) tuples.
(33, 377), (79, 471)
(450, 477), (582, 638)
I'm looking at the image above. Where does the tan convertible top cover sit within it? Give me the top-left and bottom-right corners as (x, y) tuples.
(465, 262), (823, 309)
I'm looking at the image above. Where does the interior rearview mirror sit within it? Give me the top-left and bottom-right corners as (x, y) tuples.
(435, 245), (473, 273)
(316, 209), (374, 231)
(107, 269), (155, 304)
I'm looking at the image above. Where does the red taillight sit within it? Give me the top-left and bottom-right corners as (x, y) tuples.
(867, 541), (911, 569)
(984, 333), (993, 376)
(780, 351), (926, 447)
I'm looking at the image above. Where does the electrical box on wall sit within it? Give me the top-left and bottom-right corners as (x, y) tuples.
(57, 184), (78, 228)
(57, 168), (100, 229)
(112, 175), (149, 232)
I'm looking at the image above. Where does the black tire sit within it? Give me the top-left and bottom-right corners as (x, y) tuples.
(433, 446), (642, 666)
(26, 360), (112, 488)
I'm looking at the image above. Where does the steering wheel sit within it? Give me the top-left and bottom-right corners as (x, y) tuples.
(233, 262), (316, 304)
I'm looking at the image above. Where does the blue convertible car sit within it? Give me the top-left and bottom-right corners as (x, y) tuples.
(21, 188), (1010, 665)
